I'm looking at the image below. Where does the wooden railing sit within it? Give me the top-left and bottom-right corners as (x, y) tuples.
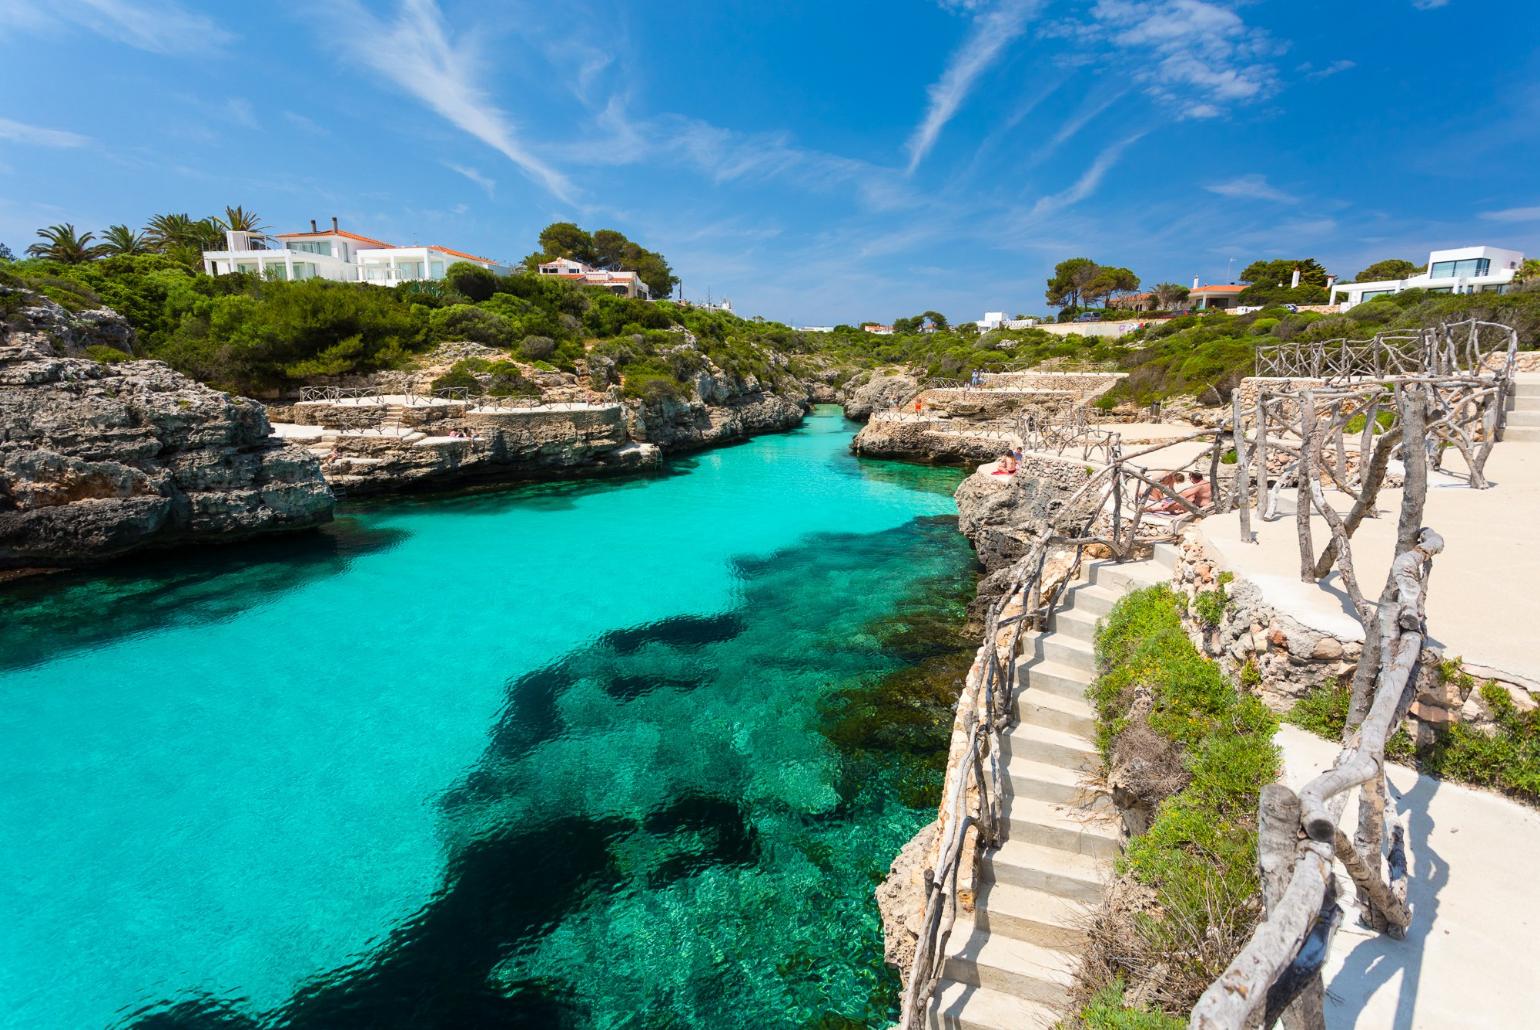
(1190, 321), (1519, 1028)
(1018, 411), (1123, 464)
(1254, 318), (1517, 383)
(897, 430), (1236, 1030)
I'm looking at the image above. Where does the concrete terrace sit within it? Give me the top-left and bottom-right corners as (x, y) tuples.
(1198, 373), (1540, 685)
(1277, 724), (1540, 1029)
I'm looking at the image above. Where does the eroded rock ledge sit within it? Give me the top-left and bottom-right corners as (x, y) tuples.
(0, 289), (334, 572)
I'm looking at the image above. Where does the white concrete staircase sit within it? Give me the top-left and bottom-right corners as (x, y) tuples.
(927, 557), (1168, 1029)
(1502, 373), (1540, 443)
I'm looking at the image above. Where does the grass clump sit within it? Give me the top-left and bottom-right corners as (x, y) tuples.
(1073, 980), (1187, 1030)
(1081, 585), (1279, 1015)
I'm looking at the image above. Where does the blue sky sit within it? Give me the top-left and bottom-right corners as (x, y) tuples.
(1, 0), (1536, 325)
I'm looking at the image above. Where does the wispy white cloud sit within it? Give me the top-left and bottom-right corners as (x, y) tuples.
(1031, 87), (1127, 164)
(1205, 173), (1297, 203)
(0, 116), (91, 148)
(906, 0), (1043, 172)
(1412, 0), (1449, 9)
(1045, 1), (1280, 118)
(224, 98), (259, 130)
(1299, 58), (1355, 80)
(313, 0), (573, 201)
(0, 0), (232, 54)
(444, 162), (495, 197)
(1479, 204), (1540, 223)
(282, 111), (329, 136)
(1028, 132), (1145, 217)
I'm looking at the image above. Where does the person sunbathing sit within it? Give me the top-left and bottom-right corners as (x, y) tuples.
(991, 452), (1017, 475)
(1143, 470), (1184, 511)
(1149, 472), (1212, 514)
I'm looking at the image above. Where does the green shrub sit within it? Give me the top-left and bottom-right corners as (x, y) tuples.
(1076, 980), (1186, 1029)
(1086, 585), (1278, 1013)
(84, 344), (132, 363)
(444, 261), (496, 302)
(518, 334), (556, 360)
(428, 304), (516, 347)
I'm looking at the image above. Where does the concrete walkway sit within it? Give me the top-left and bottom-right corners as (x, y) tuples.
(1275, 724), (1540, 1029)
(1200, 374), (1540, 685)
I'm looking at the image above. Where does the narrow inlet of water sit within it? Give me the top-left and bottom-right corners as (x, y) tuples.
(0, 407), (976, 1028)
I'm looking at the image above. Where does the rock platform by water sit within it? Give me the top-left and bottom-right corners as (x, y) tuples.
(0, 288), (334, 571)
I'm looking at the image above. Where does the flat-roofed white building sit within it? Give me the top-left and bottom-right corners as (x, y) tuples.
(536, 257), (653, 300)
(1330, 245), (1525, 308)
(201, 218), (508, 285)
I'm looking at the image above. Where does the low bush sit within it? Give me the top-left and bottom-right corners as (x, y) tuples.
(1290, 660), (1540, 804)
(518, 334), (556, 360)
(84, 344), (132, 363)
(1081, 586), (1278, 1016)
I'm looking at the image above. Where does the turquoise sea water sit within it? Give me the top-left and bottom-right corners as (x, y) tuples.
(0, 406), (973, 1029)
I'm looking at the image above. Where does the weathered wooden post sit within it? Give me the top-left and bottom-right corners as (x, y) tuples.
(1297, 389), (1317, 582)
(1234, 390), (1253, 542)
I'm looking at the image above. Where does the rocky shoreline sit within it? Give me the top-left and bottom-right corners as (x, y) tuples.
(0, 289), (334, 575)
(0, 291), (845, 569)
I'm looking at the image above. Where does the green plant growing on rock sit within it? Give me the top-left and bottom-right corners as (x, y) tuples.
(1192, 571), (1233, 628)
(1081, 586), (1278, 1015)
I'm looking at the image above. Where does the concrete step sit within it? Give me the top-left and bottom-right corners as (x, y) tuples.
(943, 926), (1078, 1008)
(1049, 605), (1099, 642)
(1006, 756), (1096, 805)
(1065, 583), (1121, 618)
(1016, 658), (1091, 701)
(927, 979), (1060, 1030)
(1503, 410), (1540, 428)
(1015, 687), (1096, 736)
(1004, 795), (1122, 861)
(1503, 426), (1540, 443)
(1153, 541), (1182, 571)
(1034, 632), (1095, 672)
(970, 881), (1095, 949)
(983, 839), (1107, 902)
(1003, 721), (1099, 772)
(1084, 559), (1166, 593)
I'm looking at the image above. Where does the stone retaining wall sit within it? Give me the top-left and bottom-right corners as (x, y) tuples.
(1167, 529), (1538, 744)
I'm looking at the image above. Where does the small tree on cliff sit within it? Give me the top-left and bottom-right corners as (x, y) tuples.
(1046, 257), (1100, 309)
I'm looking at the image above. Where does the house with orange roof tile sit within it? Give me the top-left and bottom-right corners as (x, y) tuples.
(201, 217), (509, 285)
(535, 257), (653, 300)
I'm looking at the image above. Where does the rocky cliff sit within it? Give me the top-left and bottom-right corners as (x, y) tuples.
(842, 370), (919, 421)
(629, 365), (810, 452)
(0, 288), (334, 572)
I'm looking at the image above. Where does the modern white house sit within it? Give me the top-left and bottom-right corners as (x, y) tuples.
(1329, 245), (1525, 309)
(536, 257), (653, 300)
(201, 218), (508, 284)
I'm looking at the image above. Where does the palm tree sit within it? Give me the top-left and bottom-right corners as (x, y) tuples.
(1152, 282), (1190, 310)
(25, 224), (106, 263)
(99, 224), (149, 256)
(144, 212), (206, 251)
(212, 205), (267, 234)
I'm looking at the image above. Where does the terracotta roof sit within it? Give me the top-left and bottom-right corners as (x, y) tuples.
(1189, 284), (1247, 294)
(276, 228), (397, 248)
(429, 244), (498, 264)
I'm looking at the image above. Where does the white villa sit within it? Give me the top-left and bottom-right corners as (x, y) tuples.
(536, 257), (653, 300)
(201, 218), (508, 285)
(1330, 245), (1525, 308)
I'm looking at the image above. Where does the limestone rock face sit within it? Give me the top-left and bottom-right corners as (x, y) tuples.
(0, 288), (334, 570)
(843, 371), (918, 421)
(876, 818), (938, 982)
(321, 405), (662, 496)
(627, 366), (809, 452)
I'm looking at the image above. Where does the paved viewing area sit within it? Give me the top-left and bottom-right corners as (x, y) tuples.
(1201, 373), (1540, 684)
(1277, 725), (1540, 1029)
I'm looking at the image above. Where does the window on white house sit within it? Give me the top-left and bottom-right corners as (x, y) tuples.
(1429, 258), (1490, 278)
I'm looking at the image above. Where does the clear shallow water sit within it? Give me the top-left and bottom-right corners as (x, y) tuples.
(0, 407), (973, 1029)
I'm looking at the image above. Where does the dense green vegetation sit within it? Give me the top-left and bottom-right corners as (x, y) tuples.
(1075, 982), (1186, 1030)
(5, 231), (1539, 408)
(1082, 586), (1279, 1016)
(0, 253), (811, 399)
(1290, 657), (1540, 805)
